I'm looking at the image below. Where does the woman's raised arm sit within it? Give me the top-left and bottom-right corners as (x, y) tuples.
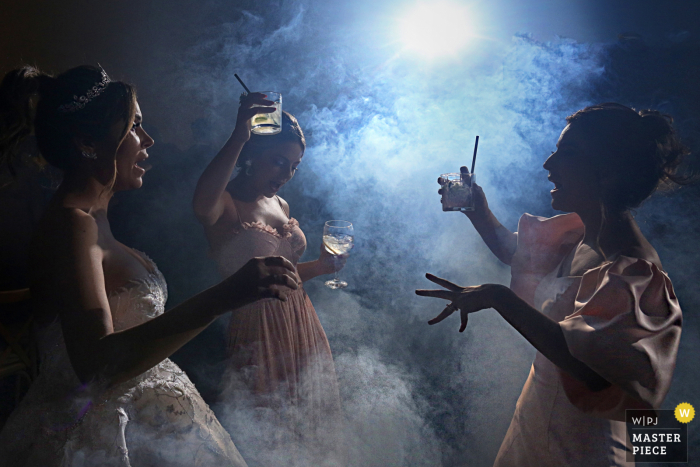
(445, 180), (517, 265)
(192, 93), (274, 226)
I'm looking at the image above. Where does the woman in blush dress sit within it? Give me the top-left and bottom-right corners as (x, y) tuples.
(0, 66), (299, 467)
(193, 94), (345, 461)
(416, 103), (687, 466)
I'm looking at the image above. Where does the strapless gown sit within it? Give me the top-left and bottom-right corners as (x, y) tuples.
(211, 216), (343, 464)
(0, 254), (248, 467)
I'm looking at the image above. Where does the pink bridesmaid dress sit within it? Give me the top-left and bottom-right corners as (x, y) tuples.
(210, 197), (342, 444)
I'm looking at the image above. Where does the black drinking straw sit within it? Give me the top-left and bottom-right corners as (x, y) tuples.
(234, 74), (251, 94)
(471, 135), (479, 174)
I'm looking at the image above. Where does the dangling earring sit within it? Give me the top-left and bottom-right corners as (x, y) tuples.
(82, 150), (97, 160)
(244, 160), (253, 177)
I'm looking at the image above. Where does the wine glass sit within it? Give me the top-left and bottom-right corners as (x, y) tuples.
(323, 220), (354, 289)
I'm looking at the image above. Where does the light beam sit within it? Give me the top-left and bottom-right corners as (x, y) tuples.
(398, 1), (474, 60)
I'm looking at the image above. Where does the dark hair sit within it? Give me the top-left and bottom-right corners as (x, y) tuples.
(236, 111), (306, 170)
(566, 102), (690, 212)
(0, 65), (137, 177)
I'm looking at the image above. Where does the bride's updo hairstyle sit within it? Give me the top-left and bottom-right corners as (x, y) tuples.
(0, 65), (137, 176)
(235, 110), (306, 173)
(566, 103), (690, 213)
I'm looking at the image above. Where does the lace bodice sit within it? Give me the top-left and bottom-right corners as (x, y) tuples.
(37, 252), (167, 378)
(0, 252), (248, 467)
(107, 257), (168, 330)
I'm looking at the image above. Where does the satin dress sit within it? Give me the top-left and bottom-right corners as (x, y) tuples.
(494, 213), (682, 467)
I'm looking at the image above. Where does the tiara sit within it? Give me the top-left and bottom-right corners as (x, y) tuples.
(57, 68), (111, 113)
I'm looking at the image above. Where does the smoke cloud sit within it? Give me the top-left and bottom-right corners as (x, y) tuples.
(105, 1), (700, 465)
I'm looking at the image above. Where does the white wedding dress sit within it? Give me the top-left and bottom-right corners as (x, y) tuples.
(0, 254), (248, 467)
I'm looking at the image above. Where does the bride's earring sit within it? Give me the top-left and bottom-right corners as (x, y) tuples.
(245, 160), (253, 177)
(82, 150), (97, 160)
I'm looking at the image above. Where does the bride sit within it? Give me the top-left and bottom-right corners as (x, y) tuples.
(0, 65), (299, 467)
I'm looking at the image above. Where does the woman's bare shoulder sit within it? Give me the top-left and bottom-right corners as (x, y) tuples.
(617, 245), (663, 270)
(276, 196), (290, 217)
(33, 207), (102, 264)
(30, 207), (104, 312)
(42, 206), (98, 240)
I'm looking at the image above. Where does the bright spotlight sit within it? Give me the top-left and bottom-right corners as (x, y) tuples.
(398, 1), (474, 59)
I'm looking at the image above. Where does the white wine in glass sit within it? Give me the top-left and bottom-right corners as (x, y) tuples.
(323, 220), (354, 289)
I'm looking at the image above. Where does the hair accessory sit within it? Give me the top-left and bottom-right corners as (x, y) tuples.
(58, 68), (111, 113)
(81, 150), (97, 160)
(244, 159), (253, 177)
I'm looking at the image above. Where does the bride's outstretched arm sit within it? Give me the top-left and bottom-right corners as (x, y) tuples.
(440, 179), (517, 265)
(193, 93), (274, 226)
(43, 209), (298, 387)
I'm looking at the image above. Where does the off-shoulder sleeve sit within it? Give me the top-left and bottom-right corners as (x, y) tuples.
(559, 256), (682, 421)
(510, 213), (584, 306)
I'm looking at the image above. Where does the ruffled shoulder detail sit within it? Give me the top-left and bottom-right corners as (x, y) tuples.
(283, 217), (300, 232)
(510, 213), (584, 306)
(559, 256), (682, 420)
(237, 218), (298, 239)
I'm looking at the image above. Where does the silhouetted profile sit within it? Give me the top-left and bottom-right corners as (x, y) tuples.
(418, 103), (688, 466)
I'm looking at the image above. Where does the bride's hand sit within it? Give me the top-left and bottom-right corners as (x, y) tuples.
(230, 93), (276, 143)
(415, 273), (507, 332)
(217, 256), (299, 308)
(317, 243), (348, 275)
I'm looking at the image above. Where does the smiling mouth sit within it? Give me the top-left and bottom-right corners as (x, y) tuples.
(269, 180), (284, 192)
(134, 160), (151, 172)
(548, 175), (562, 189)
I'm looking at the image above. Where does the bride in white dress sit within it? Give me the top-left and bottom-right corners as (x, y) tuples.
(0, 65), (299, 467)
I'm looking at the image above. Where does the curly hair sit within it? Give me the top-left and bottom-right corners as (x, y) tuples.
(565, 102), (690, 212)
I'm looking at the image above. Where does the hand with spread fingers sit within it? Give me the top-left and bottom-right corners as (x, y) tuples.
(415, 273), (510, 332)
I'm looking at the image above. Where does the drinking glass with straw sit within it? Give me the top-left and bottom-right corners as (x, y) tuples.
(234, 73), (283, 135)
(440, 135), (480, 212)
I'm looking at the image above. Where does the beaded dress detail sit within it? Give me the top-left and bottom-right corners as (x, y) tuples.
(0, 253), (248, 467)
